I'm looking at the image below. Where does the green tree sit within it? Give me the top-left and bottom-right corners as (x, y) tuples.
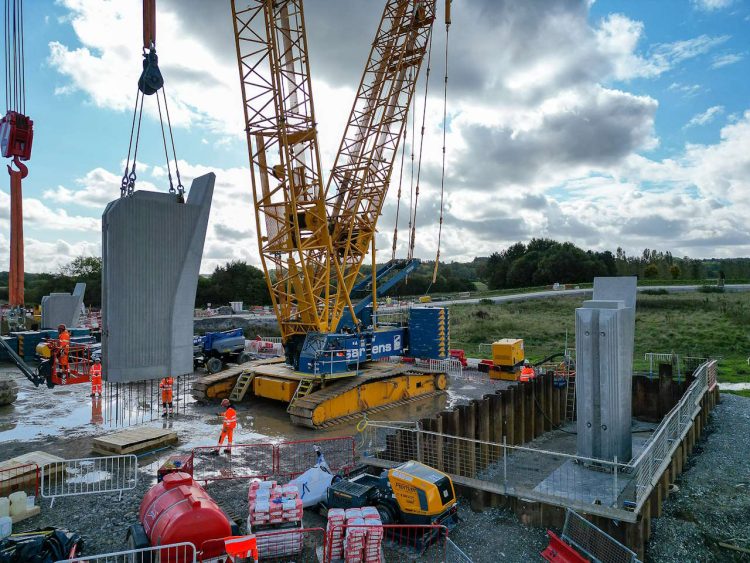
(644, 264), (659, 279)
(669, 264), (681, 279)
(195, 261), (271, 307)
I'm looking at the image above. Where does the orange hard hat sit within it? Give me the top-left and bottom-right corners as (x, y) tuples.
(221, 399), (230, 407)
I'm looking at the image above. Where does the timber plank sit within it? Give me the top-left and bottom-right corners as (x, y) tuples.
(93, 427), (177, 456)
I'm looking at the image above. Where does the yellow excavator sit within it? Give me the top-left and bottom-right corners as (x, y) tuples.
(193, 0), (453, 428)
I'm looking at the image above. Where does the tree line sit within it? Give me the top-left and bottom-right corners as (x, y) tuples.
(4, 242), (750, 309)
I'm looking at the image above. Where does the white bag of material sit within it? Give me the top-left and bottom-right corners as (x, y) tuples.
(8, 492), (26, 517)
(0, 516), (11, 540)
(287, 448), (334, 508)
(0, 498), (9, 518)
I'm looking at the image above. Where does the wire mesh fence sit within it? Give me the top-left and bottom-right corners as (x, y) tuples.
(326, 524), (451, 563)
(41, 455), (138, 507)
(562, 509), (639, 563)
(0, 462), (39, 499)
(192, 436), (356, 484)
(359, 360), (715, 522)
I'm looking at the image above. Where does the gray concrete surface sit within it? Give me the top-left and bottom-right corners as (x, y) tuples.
(102, 174), (214, 382)
(40, 283), (85, 329)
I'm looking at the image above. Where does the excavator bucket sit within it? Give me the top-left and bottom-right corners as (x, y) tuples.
(101, 173), (214, 383)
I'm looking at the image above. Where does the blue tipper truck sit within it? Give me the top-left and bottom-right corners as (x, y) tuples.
(193, 329), (254, 374)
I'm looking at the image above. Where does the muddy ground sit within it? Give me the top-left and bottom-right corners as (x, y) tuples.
(1, 363), (746, 561)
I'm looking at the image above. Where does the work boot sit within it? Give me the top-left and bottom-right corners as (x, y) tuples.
(223, 448), (232, 454)
(161, 412), (168, 418)
(90, 393), (95, 398)
(98, 393), (102, 397)
(210, 449), (220, 456)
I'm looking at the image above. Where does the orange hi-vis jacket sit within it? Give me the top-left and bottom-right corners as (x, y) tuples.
(90, 363), (102, 384)
(223, 407), (237, 429)
(160, 377), (174, 402)
(58, 330), (70, 354)
(519, 366), (535, 382)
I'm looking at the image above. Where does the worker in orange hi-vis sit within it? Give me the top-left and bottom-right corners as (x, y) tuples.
(519, 360), (535, 382)
(160, 376), (174, 417)
(214, 398), (237, 454)
(57, 324), (71, 379)
(90, 357), (103, 397)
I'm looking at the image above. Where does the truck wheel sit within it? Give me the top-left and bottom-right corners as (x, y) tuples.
(376, 503), (395, 525)
(125, 524), (151, 562)
(206, 357), (224, 374)
(237, 352), (252, 364)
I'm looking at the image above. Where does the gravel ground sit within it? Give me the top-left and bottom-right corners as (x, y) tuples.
(647, 393), (750, 563)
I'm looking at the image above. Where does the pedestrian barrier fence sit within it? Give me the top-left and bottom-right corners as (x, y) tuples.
(56, 541), (197, 563)
(325, 524), (452, 563)
(357, 360), (716, 523)
(192, 436), (357, 483)
(41, 455), (138, 507)
(198, 528), (326, 562)
(0, 462), (40, 499)
(446, 538), (474, 563)
(561, 509), (639, 563)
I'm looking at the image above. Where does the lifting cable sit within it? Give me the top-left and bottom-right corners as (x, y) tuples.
(391, 74), (411, 262)
(4, 0), (25, 114)
(120, 41), (183, 199)
(407, 30), (434, 261)
(431, 13), (450, 283)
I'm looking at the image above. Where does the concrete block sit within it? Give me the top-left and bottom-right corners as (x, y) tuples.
(41, 283), (86, 329)
(576, 300), (635, 462)
(593, 276), (637, 309)
(102, 174), (214, 382)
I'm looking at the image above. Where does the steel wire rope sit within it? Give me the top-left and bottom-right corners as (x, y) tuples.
(391, 88), (410, 262)
(160, 84), (185, 197)
(155, 89), (176, 194)
(407, 29), (434, 261)
(432, 19), (450, 283)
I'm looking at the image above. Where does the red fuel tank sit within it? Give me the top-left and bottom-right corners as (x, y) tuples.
(139, 472), (232, 555)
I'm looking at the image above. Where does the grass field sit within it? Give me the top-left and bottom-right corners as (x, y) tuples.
(449, 291), (750, 383)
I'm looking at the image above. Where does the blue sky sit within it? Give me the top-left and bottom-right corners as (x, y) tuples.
(2, 0), (750, 273)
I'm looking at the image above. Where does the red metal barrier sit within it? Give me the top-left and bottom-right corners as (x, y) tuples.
(275, 436), (356, 479)
(0, 462), (40, 499)
(541, 530), (590, 563)
(198, 527), (326, 562)
(191, 436), (356, 484)
(191, 443), (276, 484)
(325, 524), (450, 563)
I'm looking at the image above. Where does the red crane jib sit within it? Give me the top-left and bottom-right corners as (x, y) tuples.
(0, 110), (34, 160)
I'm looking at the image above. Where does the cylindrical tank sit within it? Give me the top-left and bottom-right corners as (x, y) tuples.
(139, 472), (232, 555)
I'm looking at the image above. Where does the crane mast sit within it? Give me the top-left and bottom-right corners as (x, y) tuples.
(326, 0), (437, 331)
(231, 0), (352, 363)
(232, 0), (439, 371)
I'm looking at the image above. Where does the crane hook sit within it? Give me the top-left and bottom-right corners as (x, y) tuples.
(7, 155), (28, 179)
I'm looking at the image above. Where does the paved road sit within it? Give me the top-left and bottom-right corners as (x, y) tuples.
(427, 284), (750, 307)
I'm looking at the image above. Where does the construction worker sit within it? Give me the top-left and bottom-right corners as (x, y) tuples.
(520, 360), (535, 382)
(215, 398), (237, 454)
(90, 357), (103, 397)
(160, 376), (174, 417)
(57, 324), (70, 379)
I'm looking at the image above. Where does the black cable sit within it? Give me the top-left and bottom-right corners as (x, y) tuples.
(160, 85), (184, 196)
(533, 394), (577, 435)
(155, 89), (175, 193)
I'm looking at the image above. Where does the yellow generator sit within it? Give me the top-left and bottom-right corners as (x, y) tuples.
(490, 338), (525, 381)
(326, 460), (458, 530)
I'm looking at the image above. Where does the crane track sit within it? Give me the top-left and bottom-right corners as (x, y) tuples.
(287, 366), (446, 428)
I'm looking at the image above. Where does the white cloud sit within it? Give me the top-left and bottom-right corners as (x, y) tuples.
(711, 52), (744, 68)
(684, 105), (724, 128)
(668, 82), (703, 97)
(48, 0), (244, 137)
(691, 0), (734, 11)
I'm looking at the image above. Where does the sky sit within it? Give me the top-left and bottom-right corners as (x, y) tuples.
(1, 0), (749, 274)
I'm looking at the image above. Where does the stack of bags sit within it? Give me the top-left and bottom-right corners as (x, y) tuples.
(247, 480), (304, 529)
(331, 507), (384, 563)
(326, 508), (346, 560)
